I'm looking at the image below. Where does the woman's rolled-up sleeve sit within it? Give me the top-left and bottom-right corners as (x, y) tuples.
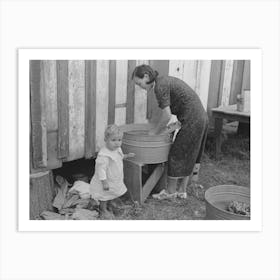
(95, 156), (109, 180)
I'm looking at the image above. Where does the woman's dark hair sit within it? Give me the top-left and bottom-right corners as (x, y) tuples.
(132, 64), (159, 84)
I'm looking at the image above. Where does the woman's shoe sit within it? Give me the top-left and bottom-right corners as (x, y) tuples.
(152, 189), (177, 200)
(176, 192), (187, 199)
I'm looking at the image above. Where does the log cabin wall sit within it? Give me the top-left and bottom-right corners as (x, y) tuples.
(30, 59), (250, 171)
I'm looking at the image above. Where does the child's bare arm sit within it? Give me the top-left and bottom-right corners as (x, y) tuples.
(123, 153), (135, 159)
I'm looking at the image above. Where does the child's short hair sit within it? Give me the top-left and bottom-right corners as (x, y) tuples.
(104, 124), (123, 141)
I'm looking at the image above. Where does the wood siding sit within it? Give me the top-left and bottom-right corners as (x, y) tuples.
(30, 59), (250, 170)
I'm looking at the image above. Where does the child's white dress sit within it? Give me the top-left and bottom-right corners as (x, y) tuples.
(90, 147), (127, 201)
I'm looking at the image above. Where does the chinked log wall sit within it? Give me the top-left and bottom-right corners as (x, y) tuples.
(30, 59), (250, 172)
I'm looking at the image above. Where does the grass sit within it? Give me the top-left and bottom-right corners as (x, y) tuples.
(112, 127), (250, 220)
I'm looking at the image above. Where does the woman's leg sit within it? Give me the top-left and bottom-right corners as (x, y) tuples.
(191, 163), (200, 182)
(167, 176), (178, 194)
(177, 176), (189, 193)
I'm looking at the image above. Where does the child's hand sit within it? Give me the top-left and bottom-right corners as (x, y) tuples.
(127, 152), (135, 158)
(102, 181), (110, 191)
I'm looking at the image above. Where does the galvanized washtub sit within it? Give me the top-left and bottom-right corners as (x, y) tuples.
(120, 123), (172, 164)
(204, 185), (250, 220)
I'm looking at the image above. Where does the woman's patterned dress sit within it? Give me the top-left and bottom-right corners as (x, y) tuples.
(154, 76), (208, 177)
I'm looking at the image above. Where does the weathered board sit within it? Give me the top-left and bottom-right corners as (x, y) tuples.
(148, 60), (169, 123)
(126, 60), (136, 124)
(30, 171), (55, 219)
(115, 60), (128, 125)
(207, 60), (223, 117)
(242, 60), (250, 90)
(96, 60), (109, 150)
(134, 60), (149, 124)
(68, 60), (85, 161)
(229, 60), (245, 105)
(56, 60), (69, 159)
(108, 60), (117, 125)
(41, 60), (62, 169)
(85, 60), (97, 159)
(182, 60), (197, 89)
(115, 107), (126, 126)
(195, 60), (212, 110)
(220, 60), (234, 107)
(30, 60), (48, 168)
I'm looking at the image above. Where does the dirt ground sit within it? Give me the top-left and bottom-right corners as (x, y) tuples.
(112, 124), (250, 220)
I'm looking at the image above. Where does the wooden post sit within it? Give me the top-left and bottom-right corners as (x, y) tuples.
(142, 164), (164, 202)
(229, 60), (245, 105)
(30, 60), (48, 169)
(30, 171), (55, 219)
(56, 60), (69, 159)
(214, 117), (223, 158)
(108, 60), (117, 125)
(147, 60), (169, 124)
(85, 60), (97, 158)
(123, 159), (143, 203)
(126, 60), (136, 124)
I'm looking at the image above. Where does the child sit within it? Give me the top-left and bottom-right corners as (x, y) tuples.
(90, 125), (134, 218)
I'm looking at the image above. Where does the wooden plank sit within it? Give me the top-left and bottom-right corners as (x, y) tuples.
(115, 107), (126, 126)
(148, 60), (169, 123)
(41, 60), (62, 168)
(56, 60), (69, 159)
(30, 171), (55, 219)
(30, 60), (47, 168)
(142, 164), (165, 202)
(115, 60), (128, 104)
(115, 103), (127, 108)
(134, 60), (149, 124)
(43, 60), (58, 131)
(47, 131), (62, 169)
(182, 60), (197, 90)
(169, 60), (184, 79)
(115, 61), (128, 124)
(218, 61), (226, 106)
(220, 60), (234, 107)
(68, 60), (85, 161)
(108, 60), (117, 125)
(123, 159), (143, 203)
(195, 60), (212, 110)
(242, 60), (250, 90)
(85, 60), (97, 158)
(126, 60), (136, 124)
(96, 60), (109, 150)
(207, 60), (223, 118)
(229, 60), (245, 105)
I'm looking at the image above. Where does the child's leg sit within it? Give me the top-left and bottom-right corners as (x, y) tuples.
(100, 201), (110, 214)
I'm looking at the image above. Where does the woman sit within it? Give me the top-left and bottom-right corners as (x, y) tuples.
(132, 64), (208, 199)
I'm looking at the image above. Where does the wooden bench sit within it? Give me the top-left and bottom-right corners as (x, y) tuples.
(212, 104), (250, 158)
(123, 159), (166, 204)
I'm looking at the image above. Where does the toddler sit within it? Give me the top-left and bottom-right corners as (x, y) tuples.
(90, 125), (134, 218)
